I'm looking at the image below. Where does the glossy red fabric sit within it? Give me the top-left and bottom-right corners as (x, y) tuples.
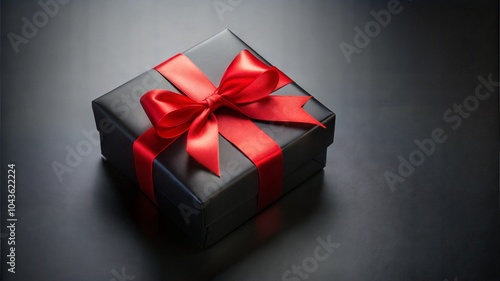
(133, 50), (324, 209)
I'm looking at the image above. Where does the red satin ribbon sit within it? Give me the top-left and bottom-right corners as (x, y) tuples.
(133, 50), (324, 210)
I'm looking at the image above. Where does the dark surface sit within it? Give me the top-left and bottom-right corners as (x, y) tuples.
(1, 0), (499, 280)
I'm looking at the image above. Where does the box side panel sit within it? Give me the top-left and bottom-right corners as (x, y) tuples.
(92, 100), (138, 185)
(153, 172), (206, 247)
(204, 149), (328, 247)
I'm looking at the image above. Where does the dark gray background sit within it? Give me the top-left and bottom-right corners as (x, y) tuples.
(1, 0), (499, 280)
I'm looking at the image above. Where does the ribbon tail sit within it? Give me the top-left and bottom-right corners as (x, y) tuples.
(186, 110), (221, 176)
(217, 109), (283, 211)
(237, 96), (325, 128)
(133, 127), (179, 203)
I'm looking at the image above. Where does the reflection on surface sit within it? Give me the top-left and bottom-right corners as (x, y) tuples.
(96, 159), (326, 279)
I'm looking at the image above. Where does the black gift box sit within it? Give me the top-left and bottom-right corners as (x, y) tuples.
(92, 29), (336, 248)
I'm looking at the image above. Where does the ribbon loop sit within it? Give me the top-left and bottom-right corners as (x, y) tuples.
(134, 49), (325, 209)
(142, 50), (323, 173)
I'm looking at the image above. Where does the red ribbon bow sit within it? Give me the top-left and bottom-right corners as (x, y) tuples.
(133, 49), (324, 209)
